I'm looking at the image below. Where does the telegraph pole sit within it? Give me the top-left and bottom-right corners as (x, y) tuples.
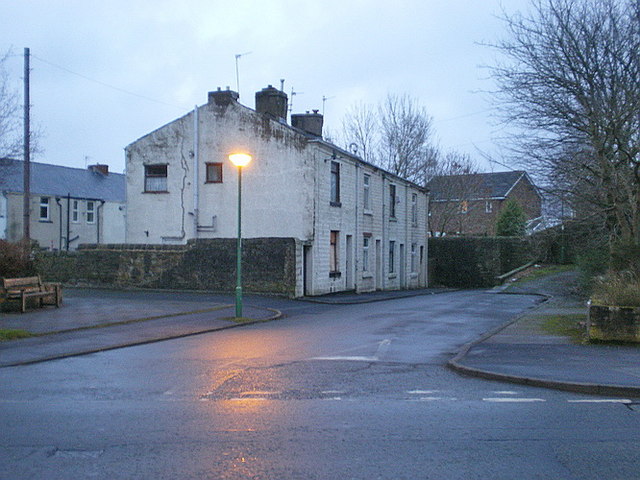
(22, 47), (30, 242)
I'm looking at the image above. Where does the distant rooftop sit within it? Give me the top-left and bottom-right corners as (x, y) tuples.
(0, 158), (125, 202)
(427, 170), (532, 202)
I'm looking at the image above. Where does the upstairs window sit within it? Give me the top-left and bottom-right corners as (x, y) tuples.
(144, 164), (168, 193)
(485, 201), (493, 213)
(206, 162), (223, 183)
(363, 174), (371, 211)
(86, 201), (96, 224)
(411, 193), (418, 225)
(389, 184), (397, 218)
(39, 197), (50, 221)
(459, 200), (468, 214)
(330, 161), (341, 206)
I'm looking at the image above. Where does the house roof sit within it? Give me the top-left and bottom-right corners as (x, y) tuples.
(0, 158), (125, 202)
(426, 170), (536, 202)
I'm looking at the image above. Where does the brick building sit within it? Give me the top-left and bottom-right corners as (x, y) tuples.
(427, 171), (541, 236)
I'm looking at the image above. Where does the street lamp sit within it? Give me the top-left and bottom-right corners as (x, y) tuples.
(229, 152), (252, 318)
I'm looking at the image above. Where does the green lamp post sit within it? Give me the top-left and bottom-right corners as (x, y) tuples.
(229, 152), (252, 318)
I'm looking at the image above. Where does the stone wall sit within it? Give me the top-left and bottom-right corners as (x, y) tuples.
(36, 238), (297, 296)
(588, 304), (640, 343)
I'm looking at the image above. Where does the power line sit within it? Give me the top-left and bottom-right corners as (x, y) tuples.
(30, 54), (189, 111)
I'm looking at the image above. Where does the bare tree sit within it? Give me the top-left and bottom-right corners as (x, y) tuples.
(0, 50), (22, 159)
(341, 93), (438, 184)
(490, 0), (640, 246)
(424, 152), (484, 236)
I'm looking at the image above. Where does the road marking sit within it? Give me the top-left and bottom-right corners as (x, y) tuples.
(321, 390), (346, 394)
(483, 398), (546, 403)
(567, 399), (632, 404)
(311, 356), (378, 362)
(492, 391), (519, 395)
(407, 390), (440, 395)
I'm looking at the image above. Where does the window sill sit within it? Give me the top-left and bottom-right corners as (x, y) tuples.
(363, 209), (373, 216)
(329, 271), (342, 278)
(362, 273), (373, 279)
(330, 201), (342, 208)
(38, 219), (52, 223)
(388, 274), (397, 279)
(205, 181), (223, 184)
(389, 217), (397, 222)
(143, 191), (169, 194)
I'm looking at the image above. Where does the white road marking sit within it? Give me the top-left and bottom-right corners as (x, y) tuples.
(312, 339), (392, 363)
(407, 390), (440, 394)
(567, 399), (632, 404)
(492, 391), (519, 395)
(321, 390), (346, 394)
(483, 398), (546, 403)
(311, 356), (378, 362)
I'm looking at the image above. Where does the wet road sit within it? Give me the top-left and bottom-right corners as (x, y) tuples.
(1, 291), (639, 479)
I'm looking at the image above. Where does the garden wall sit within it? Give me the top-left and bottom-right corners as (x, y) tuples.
(36, 238), (297, 296)
(428, 236), (534, 288)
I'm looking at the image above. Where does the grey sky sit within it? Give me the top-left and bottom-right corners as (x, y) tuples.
(1, 0), (531, 173)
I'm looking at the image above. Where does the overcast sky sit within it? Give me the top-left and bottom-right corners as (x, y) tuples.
(1, 0), (532, 174)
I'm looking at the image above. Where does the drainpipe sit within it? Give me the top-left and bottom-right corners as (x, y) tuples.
(96, 200), (105, 244)
(55, 197), (62, 251)
(354, 162), (359, 293)
(381, 174), (386, 291)
(66, 193), (71, 251)
(193, 105), (200, 237)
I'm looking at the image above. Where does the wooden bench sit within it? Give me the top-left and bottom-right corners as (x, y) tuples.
(1, 276), (62, 313)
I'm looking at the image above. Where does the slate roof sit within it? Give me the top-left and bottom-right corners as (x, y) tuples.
(0, 158), (125, 202)
(426, 170), (534, 202)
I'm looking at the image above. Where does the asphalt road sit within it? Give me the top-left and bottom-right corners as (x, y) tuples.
(1, 290), (639, 479)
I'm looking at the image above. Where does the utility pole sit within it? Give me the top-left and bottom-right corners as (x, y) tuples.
(23, 47), (30, 243)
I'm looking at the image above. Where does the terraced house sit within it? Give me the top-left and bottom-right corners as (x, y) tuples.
(0, 158), (125, 250)
(125, 85), (429, 296)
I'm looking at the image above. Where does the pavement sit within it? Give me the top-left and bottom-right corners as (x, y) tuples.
(1, 270), (639, 397)
(449, 269), (640, 397)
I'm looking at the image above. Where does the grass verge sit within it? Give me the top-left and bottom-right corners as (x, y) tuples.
(0, 329), (33, 341)
(538, 313), (587, 343)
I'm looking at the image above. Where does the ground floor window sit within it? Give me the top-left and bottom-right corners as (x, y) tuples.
(39, 197), (50, 221)
(330, 230), (340, 275)
(363, 236), (370, 272)
(389, 240), (395, 274)
(411, 243), (417, 272)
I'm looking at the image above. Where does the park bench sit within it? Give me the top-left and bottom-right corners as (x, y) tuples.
(1, 276), (62, 313)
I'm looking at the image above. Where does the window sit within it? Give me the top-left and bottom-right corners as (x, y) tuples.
(330, 231), (340, 275)
(459, 200), (468, 214)
(363, 236), (370, 272)
(144, 164), (168, 192)
(363, 174), (371, 211)
(330, 161), (340, 206)
(411, 193), (418, 225)
(411, 243), (417, 272)
(389, 240), (396, 274)
(389, 184), (396, 218)
(485, 201), (493, 213)
(72, 200), (80, 223)
(86, 201), (96, 224)
(39, 197), (50, 221)
(206, 162), (223, 183)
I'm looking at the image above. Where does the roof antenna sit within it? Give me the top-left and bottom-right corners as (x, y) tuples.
(234, 51), (252, 95)
(322, 95), (335, 116)
(288, 86), (304, 113)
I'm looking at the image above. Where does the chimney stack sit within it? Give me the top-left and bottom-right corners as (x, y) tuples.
(291, 110), (323, 138)
(208, 87), (239, 106)
(255, 85), (288, 121)
(89, 164), (109, 175)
